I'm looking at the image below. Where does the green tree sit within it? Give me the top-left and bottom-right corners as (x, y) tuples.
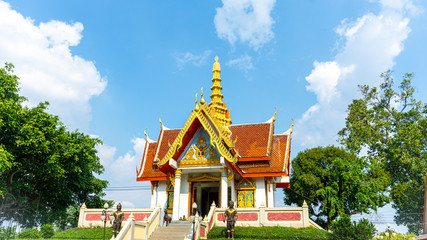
(330, 215), (376, 240)
(0, 63), (109, 227)
(283, 146), (390, 229)
(338, 71), (427, 234)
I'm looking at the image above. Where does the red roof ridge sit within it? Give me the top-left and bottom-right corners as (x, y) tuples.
(137, 141), (152, 178)
(228, 122), (271, 127)
(266, 121), (274, 156)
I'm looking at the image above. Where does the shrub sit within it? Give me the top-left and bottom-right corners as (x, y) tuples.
(41, 224), (55, 238)
(18, 228), (40, 239)
(0, 226), (17, 239)
(331, 215), (375, 240)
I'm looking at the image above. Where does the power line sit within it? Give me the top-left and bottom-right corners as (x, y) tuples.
(104, 186), (151, 191)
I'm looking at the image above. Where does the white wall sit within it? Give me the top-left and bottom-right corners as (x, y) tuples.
(157, 181), (167, 209)
(255, 177), (266, 207)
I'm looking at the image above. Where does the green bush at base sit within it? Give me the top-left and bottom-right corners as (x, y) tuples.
(207, 226), (332, 240)
(18, 229), (41, 239)
(50, 227), (112, 239)
(40, 225), (55, 239)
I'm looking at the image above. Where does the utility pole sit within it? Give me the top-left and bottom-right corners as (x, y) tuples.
(424, 173), (427, 234)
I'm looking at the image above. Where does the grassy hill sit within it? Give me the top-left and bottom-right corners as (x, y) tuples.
(207, 226), (332, 240)
(15, 226), (331, 239)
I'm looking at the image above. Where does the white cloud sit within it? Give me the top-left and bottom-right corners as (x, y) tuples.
(98, 138), (146, 182)
(305, 61), (354, 103)
(226, 55), (254, 73)
(294, 0), (417, 148)
(175, 50), (212, 70)
(0, 1), (106, 131)
(96, 138), (151, 208)
(214, 0), (276, 50)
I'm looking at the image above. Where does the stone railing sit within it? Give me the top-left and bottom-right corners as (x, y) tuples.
(199, 202), (217, 239)
(77, 203), (154, 228)
(114, 206), (161, 240)
(214, 204), (310, 228)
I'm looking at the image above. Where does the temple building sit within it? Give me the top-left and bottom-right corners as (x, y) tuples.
(136, 56), (293, 221)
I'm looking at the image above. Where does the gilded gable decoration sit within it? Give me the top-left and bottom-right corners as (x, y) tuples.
(188, 173), (220, 182)
(194, 135), (208, 160)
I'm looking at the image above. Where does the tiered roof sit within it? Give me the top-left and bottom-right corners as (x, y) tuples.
(136, 57), (292, 183)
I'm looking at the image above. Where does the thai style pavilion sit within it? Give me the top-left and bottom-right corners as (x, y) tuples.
(136, 56), (292, 221)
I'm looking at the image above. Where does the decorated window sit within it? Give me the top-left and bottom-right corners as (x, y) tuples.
(166, 182), (174, 213)
(236, 178), (256, 208)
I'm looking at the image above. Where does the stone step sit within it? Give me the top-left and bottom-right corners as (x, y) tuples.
(148, 221), (192, 240)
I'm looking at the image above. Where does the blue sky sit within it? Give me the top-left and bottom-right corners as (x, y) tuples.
(1, 0), (426, 233)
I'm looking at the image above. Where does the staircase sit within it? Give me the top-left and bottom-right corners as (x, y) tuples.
(148, 221), (192, 240)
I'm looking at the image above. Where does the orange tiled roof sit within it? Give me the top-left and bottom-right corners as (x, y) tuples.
(228, 123), (272, 158)
(137, 122), (290, 179)
(138, 142), (167, 179)
(237, 134), (289, 174)
(155, 129), (180, 161)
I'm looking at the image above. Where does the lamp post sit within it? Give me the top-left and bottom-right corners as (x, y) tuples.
(192, 202), (197, 215)
(100, 203), (109, 240)
(189, 202), (198, 239)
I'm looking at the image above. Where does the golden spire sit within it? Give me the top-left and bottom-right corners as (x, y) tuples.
(210, 56), (223, 105)
(209, 56), (231, 127)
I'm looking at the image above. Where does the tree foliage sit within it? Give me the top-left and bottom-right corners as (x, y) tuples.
(0, 63), (108, 227)
(330, 215), (376, 240)
(338, 71), (427, 234)
(284, 146), (390, 229)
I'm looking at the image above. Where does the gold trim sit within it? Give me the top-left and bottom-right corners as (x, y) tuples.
(168, 172), (175, 187)
(188, 173), (220, 182)
(227, 171), (234, 185)
(178, 160), (221, 168)
(158, 105), (237, 167)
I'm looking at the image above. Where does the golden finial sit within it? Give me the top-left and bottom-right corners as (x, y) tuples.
(159, 115), (163, 127)
(144, 128), (148, 138)
(290, 118), (295, 134)
(200, 88), (205, 105)
(195, 93), (199, 110)
(213, 56), (220, 72)
(273, 107), (277, 122)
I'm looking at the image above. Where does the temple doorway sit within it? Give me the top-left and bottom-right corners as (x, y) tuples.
(190, 181), (219, 218)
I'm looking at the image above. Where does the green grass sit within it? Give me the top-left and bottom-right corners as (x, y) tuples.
(51, 227), (113, 240)
(207, 226), (333, 240)
(17, 227), (113, 240)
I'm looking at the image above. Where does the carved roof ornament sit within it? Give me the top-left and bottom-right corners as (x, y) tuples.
(200, 88), (206, 105)
(195, 93), (199, 111)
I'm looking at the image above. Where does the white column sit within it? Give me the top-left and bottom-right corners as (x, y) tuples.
(230, 176), (235, 204)
(150, 181), (158, 208)
(255, 177), (266, 207)
(172, 169), (182, 220)
(221, 168), (228, 208)
(157, 181), (167, 208)
(267, 179), (274, 208)
(179, 173), (189, 219)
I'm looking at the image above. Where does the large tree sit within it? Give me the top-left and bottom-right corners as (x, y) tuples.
(0, 63), (108, 227)
(338, 71), (427, 234)
(283, 146), (390, 229)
